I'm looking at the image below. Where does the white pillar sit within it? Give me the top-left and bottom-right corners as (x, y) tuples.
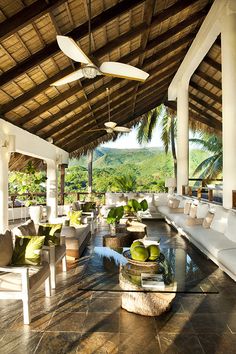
(221, 0), (236, 209)
(0, 147), (10, 233)
(46, 160), (58, 222)
(176, 82), (189, 194)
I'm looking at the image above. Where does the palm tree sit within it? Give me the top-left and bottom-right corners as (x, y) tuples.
(113, 174), (137, 192)
(189, 134), (222, 180)
(137, 104), (177, 179)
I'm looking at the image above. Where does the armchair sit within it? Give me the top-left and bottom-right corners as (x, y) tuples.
(0, 230), (51, 325)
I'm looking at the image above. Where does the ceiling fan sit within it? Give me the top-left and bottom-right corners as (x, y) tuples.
(51, 0), (149, 86)
(84, 88), (131, 134)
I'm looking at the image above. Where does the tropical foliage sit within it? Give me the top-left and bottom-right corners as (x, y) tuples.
(190, 134), (222, 180)
(137, 104), (177, 178)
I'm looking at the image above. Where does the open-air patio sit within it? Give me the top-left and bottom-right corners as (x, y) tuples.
(1, 0), (236, 353)
(1, 219), (236, 353)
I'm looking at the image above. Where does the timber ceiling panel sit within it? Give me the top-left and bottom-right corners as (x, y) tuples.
(0, 0), (222, 169)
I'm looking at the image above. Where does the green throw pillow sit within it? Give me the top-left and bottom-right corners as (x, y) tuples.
(68, 210), (82, 226)
(82, 202), (96, 212)
(12, 235), (45, 266)
(38, 223), (62, 246)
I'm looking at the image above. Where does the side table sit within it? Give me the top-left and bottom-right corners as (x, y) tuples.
(103, 233), (132, 248)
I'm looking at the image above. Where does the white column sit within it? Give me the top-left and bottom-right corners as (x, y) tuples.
(46, 160), (58, 222)
(221, 0), (236, 209)
(0, 147), (10, 233)
(176, 82), (189, 194)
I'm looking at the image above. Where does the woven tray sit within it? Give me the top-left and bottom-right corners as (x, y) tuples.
(123, 250), (158, 267)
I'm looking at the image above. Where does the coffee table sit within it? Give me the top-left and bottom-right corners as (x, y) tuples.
(77, 246), (218, 316)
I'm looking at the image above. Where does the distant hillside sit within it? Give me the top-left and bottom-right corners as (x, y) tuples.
(69, 146), (209, 178)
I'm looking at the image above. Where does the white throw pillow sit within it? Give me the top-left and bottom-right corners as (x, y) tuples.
(224, 211), (236, 242)
(168, 198), (180, 209)
(210, 207), (229, 234)
(196, 203), (209, 219)
(184, 200), (192, 215)
(189, 204), (198, 218)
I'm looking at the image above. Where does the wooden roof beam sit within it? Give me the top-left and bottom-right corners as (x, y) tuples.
(194, 69), (221, 90)
(59, 81), (170, 149)
(1, 26), (192, 118)
(189, 93), (221, 117)
(0, 0), (67, 41)
(46, 62), (178, 142)
(0, 0), (145, 87)
(189, 102), (222, 130)
(190, 80), (222, 104)
(66, 93), (165, 153)
(165, 101), (222, 131)
(0, 1), (209, 88)
(25, 44), (187, 132)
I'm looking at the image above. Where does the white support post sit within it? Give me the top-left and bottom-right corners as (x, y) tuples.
(0, 146), (10, 233)
(221, 0), (236, 209)
(46, 160), (58, 222)
(176, 82), (189, 194)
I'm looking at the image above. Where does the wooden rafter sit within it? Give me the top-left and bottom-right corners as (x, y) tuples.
(0, 0), (145, 86)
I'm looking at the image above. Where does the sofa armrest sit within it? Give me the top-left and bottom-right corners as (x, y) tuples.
(60, 236), (66, 245)
(0, 266), (29, 275)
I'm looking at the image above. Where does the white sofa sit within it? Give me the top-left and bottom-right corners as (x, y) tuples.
(61, 224), (91, 259)
(158, 197), (236, 282)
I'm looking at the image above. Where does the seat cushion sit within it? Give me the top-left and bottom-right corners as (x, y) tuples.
(0, 231), (13, 266)
(185, 226), (236, 258)
(224, 211), (236, 242)
(210, 206), (229, 234)
(0, 263), (50, 291)
(217, 249), (236, 275)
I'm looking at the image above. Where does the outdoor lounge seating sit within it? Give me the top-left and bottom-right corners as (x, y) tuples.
(158, 197), (236, 282)
(0, 230), (51, 325)
(61, 224), (91, 259)
(12, 220), (67, 289)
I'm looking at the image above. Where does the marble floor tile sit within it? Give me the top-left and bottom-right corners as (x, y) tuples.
(83, 312), (119, 333)
(159, 333), (204, 354)
(77, 332), (119, 354)
(35, 331), (81, 354)
(119, 331), (161, 354)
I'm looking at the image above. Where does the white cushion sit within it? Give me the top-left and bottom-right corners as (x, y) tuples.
(189, 204), (197, 218)
(196, 203), (209, 219)
(168, 198), (180, 209)
(185, 226), (236, 258)
(218, 249), (236, 275)
(184, 200), (191, 215)
(224, 211), (236, 242)
(210, 206), (229, 234)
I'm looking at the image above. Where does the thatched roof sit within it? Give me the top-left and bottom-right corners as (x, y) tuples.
(0, 0), (221, 168)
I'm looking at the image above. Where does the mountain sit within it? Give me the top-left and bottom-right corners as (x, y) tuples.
(69, 147), (209, 178)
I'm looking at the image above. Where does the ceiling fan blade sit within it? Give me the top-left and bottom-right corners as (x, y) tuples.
(51, 69), (84, 86)
(113, 126), (131, 132)
(100, 62), (149, 82)
(57, 35), (93, 64)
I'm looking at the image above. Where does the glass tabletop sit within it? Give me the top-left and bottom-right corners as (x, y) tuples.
(78, 246), (218, 294)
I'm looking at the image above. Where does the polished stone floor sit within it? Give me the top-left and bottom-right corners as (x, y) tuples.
(1, 220), (236, 354)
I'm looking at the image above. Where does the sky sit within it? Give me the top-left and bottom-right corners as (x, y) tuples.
(101, 124), (162, 149)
